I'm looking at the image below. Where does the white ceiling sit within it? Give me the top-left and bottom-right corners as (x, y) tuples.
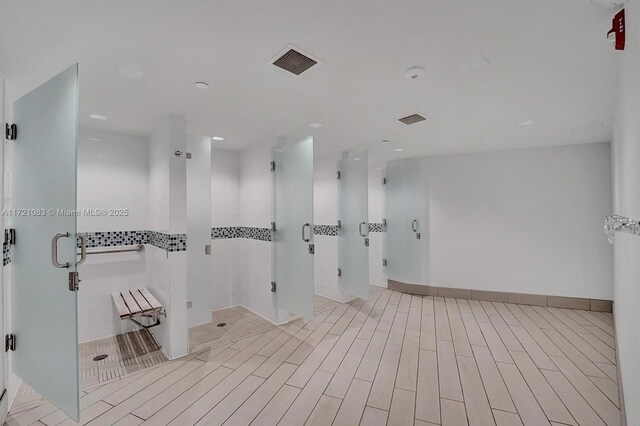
(0, 0), (620, 160)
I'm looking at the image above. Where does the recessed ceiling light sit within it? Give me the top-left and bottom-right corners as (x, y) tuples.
(194, 82), (209, 90)
(404, 66), (425, 80)
(212, 136), (224, 141)
(380, 139), (390, 144)
(309, 123), (323, 128)
(393, 148), (405, 152)
(89, 114), (107, 120)
(517, 120), (535, 127)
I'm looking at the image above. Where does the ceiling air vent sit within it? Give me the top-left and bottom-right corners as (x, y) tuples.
(272, 48), (318, 75)
(398, 113), (428, 125)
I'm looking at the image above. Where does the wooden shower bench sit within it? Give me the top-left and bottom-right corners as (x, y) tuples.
(112, 289), (165, 329)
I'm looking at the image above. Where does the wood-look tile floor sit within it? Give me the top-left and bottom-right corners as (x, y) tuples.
(8, 287), (620, 426)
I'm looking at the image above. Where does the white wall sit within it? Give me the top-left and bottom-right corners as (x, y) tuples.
(146, 116), (188, 359)
(211, 148), (240, 310)
(77, 129), (149, 232)
(76, 129), (150, 342)
(612, 1), (640, 422)
(419, 143), (613, 300)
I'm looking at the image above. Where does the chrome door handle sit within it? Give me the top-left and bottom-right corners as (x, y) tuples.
(411, 220), (419, 232)
(359, 222), (368, 237)
(51, 232), (70, 269)
(301, 223), (311, 242)
(77, 234), (87, 265)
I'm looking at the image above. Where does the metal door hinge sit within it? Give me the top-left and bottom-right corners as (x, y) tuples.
(68, 271), (80, 291)
(337, 268), (342, 277)
(186, 152), (192, 159)
(382, 218), (387, 228)
(271, 282), (277, 292)
(337, 171), (341, 179)
(271, 222), (276, 232)
(4, 228), (15, 245)
(382, 259), (387, 266)
(270, 161), (276, 171)
(382, 177), (386, 185)
(5, 333), (15, 352)
(337, 220), (341, 230)
(5, 123), (16, 141)
(308, 244), (315, 254)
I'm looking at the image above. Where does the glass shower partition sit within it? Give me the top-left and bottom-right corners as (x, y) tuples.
(385, 158), (422, 285)
(337, 151), (369, 299)
(271, 137), (314, 319)
(11, 65), (81, 421)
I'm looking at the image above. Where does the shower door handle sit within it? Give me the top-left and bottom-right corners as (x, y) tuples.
(77, 234), (87, 265)
(301, 223), (311, 242)
(359, 222), (368, 237)
(51, 232), (70, 269)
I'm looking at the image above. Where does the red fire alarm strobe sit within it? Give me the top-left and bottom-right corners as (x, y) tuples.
(607, 9), (625, 50)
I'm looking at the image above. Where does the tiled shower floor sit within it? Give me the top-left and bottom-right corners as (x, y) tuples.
(189, 296), (345, 354)
(9, 285), (618, 425)
(79, 329), (167, 388)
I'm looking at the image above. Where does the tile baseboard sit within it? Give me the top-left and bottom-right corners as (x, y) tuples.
(387, 280), (613, 313)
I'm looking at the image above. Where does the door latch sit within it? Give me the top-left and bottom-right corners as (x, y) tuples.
(5, 123), (16, 141)
(308, 244), (315, 254)
(271, 282), (277, 292)
(5, 333), (15, 352)
(4, 229), (15, 245)
(416, 232), (421, 240)
(365, 238), (370, 247)
(68, 271), (80, 291)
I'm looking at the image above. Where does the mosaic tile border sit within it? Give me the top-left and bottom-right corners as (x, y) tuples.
(3, 242), (11, 266)
(315, 225), (338, 236)
(1, 222), (388, 265)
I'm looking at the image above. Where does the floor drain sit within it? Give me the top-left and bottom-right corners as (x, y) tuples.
(217, 323), (227, 327)
(93, 354), (108, 362)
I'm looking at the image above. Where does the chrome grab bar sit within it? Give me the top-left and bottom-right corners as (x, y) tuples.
(411, 220), (419, 232)
(77, 234), (87, 265)
(359, 222), (368, 237)
(51, 232), (70, 269)
(77, 244), (145, 256)
(301, 223), (311, 243)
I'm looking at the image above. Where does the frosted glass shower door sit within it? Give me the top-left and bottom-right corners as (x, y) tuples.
(338, 151), (369, 299)
(272, 137), (314, 319)
(385, 158), (421, 284)
(186, 135), (212, 328)
(11, 65), (80, 420)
